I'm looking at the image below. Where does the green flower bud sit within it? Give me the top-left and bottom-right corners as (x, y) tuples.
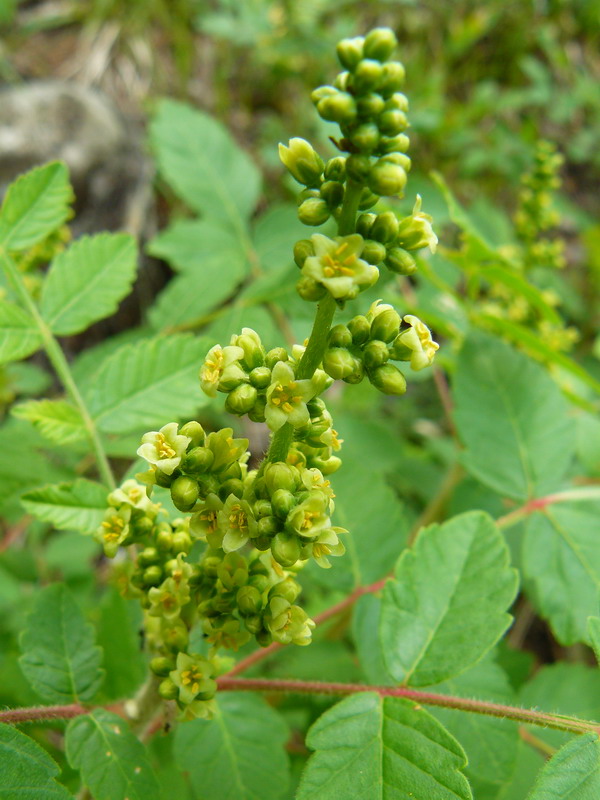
(244, 615), (263, 635)
(396, 195), (438, 252)
(311, 455), (342, 474)
(336, 36), (364, 70)
(143, 565), (163, 587)
(156, 528), (173, 552)
(150, 656), (175, 677)
(172, 530), (192, 554)
(328, 323), (353, 348)
(218, 363), (248, 392)
(248, 574), (270, 594)
(353, 59), (384, 93)
(363, 339), (390, 369)
(219, 478), (245, 500)
(181, 446), (214, 474)
(171, 476), (199, 512)
(178, 421), (205, 447)
(253, 535), (272, 551)
(385, 92), (409, 112)
(379, 61), (406, 97)
(356, 213), (377, 238)
(257, 515), (279, 537)
(371, 211), (399, 243)
(255, 629), (272, 647)
(348, 314), (371, 344)
(297, 188), (320, 205)
(317, 91), (357, 124)
(138, 546), (160, 567)
(158, 677), (179, 700)
(271, 488), (297, 520)
(320, 180), (344, 208)
(248, 395), (267, 423)
(371, 307), (401, 342)
(333, 71), (350, 91)
(297, 275), (327, 302)
(155, 469), (174, 488)
(368, 160), (407, 197)
(271, 532), (302, 568)
(225, 383), (258, 415)
(311, 85), (337, 103)
(293, 238), (315, 267)
(357, 92), (385, 117)
(380, 133), (410, 154)
(390, 314), (439, 370)
(385, 247), (417, 275)
(324, 156), (346, 181)
(249, 366), (271, 389)
(350, 122), (380, 153)
(232, 329), (265, 370)
(378, 109), (408, 136)
(381, 152), (412, 172)
(343, 357), (365, 384)
(253, 499), (273, 518)
(269, 577), (301, 604)
(265, 462), (298, 494)
(298, 197), (330, 226)
(358, 189), (380, 211)
(323, 347), (357, 380)
(369, 363), (407, 395)
(237, 585), (263, 616)
(362, 239), (387, 264)
(266, 347), (288, 369)
(278, 138), (324, 186)
(346, 154), (372, 183)
(363, 27), (397, 62)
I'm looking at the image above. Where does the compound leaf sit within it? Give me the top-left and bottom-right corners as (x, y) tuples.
(0, 298), (42, 363)
(21, 478), (108, 533)
(13, 399), (86, 444)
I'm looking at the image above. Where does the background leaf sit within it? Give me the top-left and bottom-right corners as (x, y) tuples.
(40, 233), (137, 336)
(19, 583), (104, 703)
(0, 723), (72, 799)
(66, 709), (161, 800)
(297, 693), (472, 800)
(380, 511), (518, 686)
(0, 299), (42, 364)
(175, 692), (289, 800)
(21, 479), (108, 532)
(13, 399), (86, 444)
(525, 733), (600, 799)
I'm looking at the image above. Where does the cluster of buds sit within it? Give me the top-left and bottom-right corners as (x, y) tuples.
(321, 301), (439, 395)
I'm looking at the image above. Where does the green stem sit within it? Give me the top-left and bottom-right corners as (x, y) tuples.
(496, 486), (600, 529)
(0, 252), (115, 489)
(337, 179), (364, 236)
(296, 292), (337, 380)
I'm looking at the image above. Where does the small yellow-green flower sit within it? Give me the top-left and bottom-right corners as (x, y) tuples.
(303, 526), (346, 568)
(148, 576), (190, 620)
(217, 495), (257, 552)
(108, 479), (158, 514)
(95, 507), (131, 558)
(265, 361), (317, 432)
(205, 428), (249, 473)
(190, 493), (223, 545)
(199, 343), (245, 397)
(302, 234), (379, 300)
(137, 422), (191, 476)
(170, 652), (217, 707)
(396, 195), (438, 253)
(286, 492), (331, 539)
(392, 315), (439, 371)
(265, 596), (315, 646)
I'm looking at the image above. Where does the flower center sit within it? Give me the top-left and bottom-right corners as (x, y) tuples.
(322, 243), (357, 278)
(271, 382), (301, 413)
(102, 516), (125, 542)
(156, 433), (177, 459)
(229, 505), (248, 532)
(181, 667), (202, 694)
(301, 510), (319, 530)
(203, 349), (224, 383)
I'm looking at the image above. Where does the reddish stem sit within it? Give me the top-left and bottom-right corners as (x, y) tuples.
(0, 704), (88, 724)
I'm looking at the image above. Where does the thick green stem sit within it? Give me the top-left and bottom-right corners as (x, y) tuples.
(0, 252), (115, 489)
(296, 292), (337, 380)
(337, 179), (364, 236)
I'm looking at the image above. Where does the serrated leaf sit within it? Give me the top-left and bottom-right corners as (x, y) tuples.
(381, 511), (518, 686)
(175, 692), (289, 800)
(0, 723), (72, 799)
(66, 709), (161, 800)
(147, 218), (248, 274)
(96, 589), (145, 701)
(454, 332), (574, 501)
(13, 399), (86, 444)
(298, 693), (472, 800)
(0, 162), (73, 251)
(150, 100), (261, 228)
(0, 298), (42, 363)
(40, 233), (137, 335)
(526, 733), (600, 799)
(522, 502), (600, 645)
(19, 583), (104, 703)
(21, 478), (108, 532)
(86, 335), (211, 434)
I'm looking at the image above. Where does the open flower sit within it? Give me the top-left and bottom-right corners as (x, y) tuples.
(392, 315), (439, 371)
(95, 507), (131, 558)
(265, 361), (318, 432)
(285, 491), (331, 539)
(137, 422), (191, 476)
(148, 576), (190, 621)
(302, 234), (379, 300)
(265, 597), (315, 646)
(396, 195), (438, 253)
(108, 479), (157, 514)
(217, 495), (257, 552)
(199, 344), (245, 397)
(302, 526), (346, 568)
(170, 652), (217, 706)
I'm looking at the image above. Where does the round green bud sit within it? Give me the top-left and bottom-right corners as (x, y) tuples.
(356, 213), (377, 238)
(362, 239), (387, 265)
(324, 156), (346, 181)
(248, 395), (267, 423)
(363, 27), (397, 62)
(312, 454), (342, 474)
(320, 180), (344, 208)
(155, 528), (173, 551)
(307, 396), (327, 416)
(353, 59), (384, 93)
(265, 462), (297, 494)
(269, 577), (301, 604)
(385, 247), (417, 275)
(170, 476), (199, 512)
(311, 85), (337, 104)
(346, 153), (372, 183)
(237, 585), (263, 616)
(196, 474), (220, 496)
(253, 535), (272, 551)
(248, 574), (270, 593)
(219, 478), (245, 500)
(236, 334), (264, 370)
(298, 197), (330, 226)
(257, 515), (279, 537)
(244, 615), (263, 635)
(293, 238), (315, 267)
(333, 71), (351, 91)
(336, 36), (364, 70)
(271, 488), (297, 520)
(138, 546), (160, 567)
(271, 531), (302, 568)
(150, 656), (175, 677)
(132, 516), (154, 537)
(265, 347), (289, 369)
(379, 61), (406, 97)
(218, 365), (248, 392)
(363, 339), (390, 369)
(317, 91), (357, 124)
(343, 357), (365, 384)
(380, 133), (410, 154)
(178, 420), (204, 447)
(253, 499), (273, 518)
(142, 565), (163, 587)
(323, 347), (357, 380)
(155, 469), (174, 488)
(358, 189), (380, 210)
(278, 138), (324, 187)
(297, 188), (320, 205)
(381, 152), (411, 172)
(256, 629), (272, 647)
(357, 92), (385, 117)
(350, 122), (380, 153)
(249, 366), (271, 389)
(181, 446), (214, 474)
(297, 275), (327, 302)
(368, 160), (407, 197)
(225, 383), (258, 415)
(369, 363), (407, 395)
(158, 677), (179, 700)
(171, 530), (192, 554)
(348, 314), (371, 344)
(385, 92), (409, 112)
(220, 461), (243, 481)
(328, 324), (353, 348)
(378, 109), (408, 136)
(164, 625), (189, 652)
(371, 308), (401, 342)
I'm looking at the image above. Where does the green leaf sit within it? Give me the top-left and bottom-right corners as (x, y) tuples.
(175, 692), (289, 800)
(66, 709), (161, 800)
(251, 204), (306, 272)
(0, 298), (42, 363)
(148, 218), (248, 274)
(21, 478), (108, 533)
(96, 589), (145, 701)
(522, 502), (600, 645)
(40, 233), (137, 335)
(0, 162), (73, 251)
(86, 335), (211, 434)
(13, 399), (86, 444)
(454, 332), (574, 501)
(526, 733), (600, 800)
(381, 511), (518, 686)
(19, 583), (104, 703)
(0, 723), (72, 799)
(150, 100), (261, 228)
(297, 693), (472, 800)
(588, 617), (600, 666)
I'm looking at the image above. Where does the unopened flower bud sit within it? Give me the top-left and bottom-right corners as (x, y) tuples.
(378, 109), (408, 136)
(333, 71), (350, 91)
(343, 358), (365, 384)
(294, 238), (315, 268)
(346, 154), (372, 183)
(233, 328), (265, 370)
(320, 180), (344, 208)
(380, 133), (410, 154)
(297, 275), (327, 302)
(328, 324), (353, 348)
(271, 532), (302, 568)
(396, 195), (438, 252)
(265, 462), (298, 494)
(362, 239), (387, 264)
(237, 585), (263, 617)
(257, 515), (279, 537)
(324, 156), (346, 181)
(348, 315), (371, 344)
(171, 475), (199, 512)
(368, 160), (407, 197)
(385, 247), (417, 275)
(150, 657), (175, 677)
(143, 565), (163, 587)
(311, 85), (337, 104)
(336, 36), (364, 70)
(350, 122), (380, 153)
(370, 307), (401, 342)
(269, 577), (301, 604)
(385, 92), (409, 112)
(381, 152), (412, 172)
(171, 530), (192, 554)
(358, 189), (380, 211)
(369, 363), (407, 395)
(379, 61), (406, 97)
(249, 366), (271, 389)
(278, 138), (324, 186)
(371, 211), (399, 243)
(178, 421), (204, 447)
(138, 547), (160, 567)
(323, 347), (357, 380)
(266, 347), (288, 369)
(357, 92), (385, 117)
(158, 677), (179, 700)
(312, 455), (342, 474)
(353, 59), (384, 93)
(356, 213), (377, 238)
(363, 339), (390, 369)
(317, 91), (357, 123)
(248, 395), (267, 423)
(298, 197), (330, 226)
(219, 478), (245, 500)
(225, 383), (258, 415)
(363, 27), (397, 62)
(271, 489), (297, 520)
